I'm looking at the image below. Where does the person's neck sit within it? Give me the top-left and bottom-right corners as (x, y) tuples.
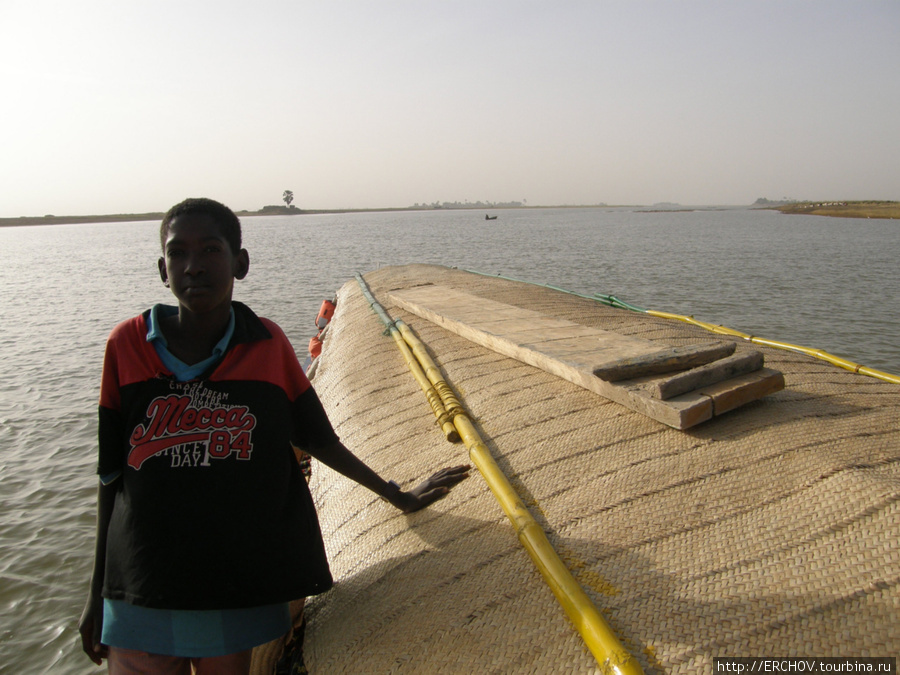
(162, 303), (232, 365)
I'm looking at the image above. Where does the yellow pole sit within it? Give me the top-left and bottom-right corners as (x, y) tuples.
(453, 410), (643, 675)
(395, 319), (466, 422)
(388, 324), (460, 442)
(383, 288), (644, 674)
(354, 274), (459, 442)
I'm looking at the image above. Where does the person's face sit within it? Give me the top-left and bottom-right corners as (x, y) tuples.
(157, 213), (248, 316)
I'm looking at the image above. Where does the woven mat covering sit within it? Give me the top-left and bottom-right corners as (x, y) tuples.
(260, 264), (900, 674)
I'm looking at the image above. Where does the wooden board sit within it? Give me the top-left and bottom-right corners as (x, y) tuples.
(389, 285), (784, 430)
(649, 350), (765, 400)
(593, 342), (737, 381)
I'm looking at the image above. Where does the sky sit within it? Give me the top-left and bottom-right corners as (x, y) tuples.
(1, 0), (898, 217)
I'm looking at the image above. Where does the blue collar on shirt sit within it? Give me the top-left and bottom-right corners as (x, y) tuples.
(146, 304), (236, 382)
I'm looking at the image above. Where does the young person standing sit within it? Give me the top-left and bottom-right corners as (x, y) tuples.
(79, 198), (469, 674)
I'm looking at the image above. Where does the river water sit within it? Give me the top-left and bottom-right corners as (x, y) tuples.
(1, 207), (898, 673)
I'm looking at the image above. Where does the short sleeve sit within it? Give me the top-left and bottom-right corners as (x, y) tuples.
(290, 387), (339, 451)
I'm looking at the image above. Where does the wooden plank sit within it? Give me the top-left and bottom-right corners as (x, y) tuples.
(504, 323), (614, 344)
(650, 350), (765, 400)
(390, 286), (710, 428)
(592, 342), (737, 382)
(698, 368), (785, 415)
(473, 316), (581, 335)
(389, 285), (782, 430)
(392, 286), (665, 364)
(522, 336), (655, 367)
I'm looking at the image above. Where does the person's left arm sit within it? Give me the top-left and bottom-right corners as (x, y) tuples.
(304, 439), (470, 513)
(289, 373), (469, 511)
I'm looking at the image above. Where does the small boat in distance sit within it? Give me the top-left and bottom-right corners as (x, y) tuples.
(485, 214), (498, 220)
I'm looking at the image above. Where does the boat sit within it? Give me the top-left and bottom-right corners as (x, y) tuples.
(252, 264), (900, 673)
(485, 214), (498, 220)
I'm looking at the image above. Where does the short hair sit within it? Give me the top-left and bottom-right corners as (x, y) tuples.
(160, 198), (242, 254)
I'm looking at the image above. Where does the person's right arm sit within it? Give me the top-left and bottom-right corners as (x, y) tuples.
(78, 481), (116, 665)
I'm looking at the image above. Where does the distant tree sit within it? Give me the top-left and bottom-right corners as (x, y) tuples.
(283, 190), (294, 208)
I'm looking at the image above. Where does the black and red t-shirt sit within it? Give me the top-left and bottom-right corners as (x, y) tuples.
(98, 302), (336, 610)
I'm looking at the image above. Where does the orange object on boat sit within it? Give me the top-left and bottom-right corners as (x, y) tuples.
(309, 334), (324, 358)
(308, 298), (337, 360)
(315, 299), (336, 329)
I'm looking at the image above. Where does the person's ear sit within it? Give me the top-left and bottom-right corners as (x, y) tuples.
(158, 257), (170, 287)
(234, 249), (250, 280)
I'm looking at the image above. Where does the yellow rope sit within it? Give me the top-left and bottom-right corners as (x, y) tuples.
(645, 310), (900, 384)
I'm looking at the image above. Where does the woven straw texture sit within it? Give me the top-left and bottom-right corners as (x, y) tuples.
(259, 264), (900, 674)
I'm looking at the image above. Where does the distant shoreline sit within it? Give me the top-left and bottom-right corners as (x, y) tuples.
(2, 201), (896, 228)
(0, 212), (166, 227)
(772, 201), (899, 219)
(0, 208), (414, 228)
(0, 205), (603, 228)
